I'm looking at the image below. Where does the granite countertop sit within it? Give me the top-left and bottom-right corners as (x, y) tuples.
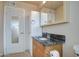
(32, 36), (65, 46)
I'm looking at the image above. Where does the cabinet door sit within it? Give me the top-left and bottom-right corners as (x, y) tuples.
(36, 41), (45, 57)
(47, 10), (55, 24)
(41, 12), (48, 25)
(33, 39), (37, 56)
(52, 44), (63, 57)
(55, 5), (64, 22)
(40, 7), (55, 26)
(33, 39), (45, 57)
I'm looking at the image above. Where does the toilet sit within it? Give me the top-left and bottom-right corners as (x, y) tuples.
(50, 50), (60, 57)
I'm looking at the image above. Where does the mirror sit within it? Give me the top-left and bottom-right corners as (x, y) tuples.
(11, 16), (19, 43)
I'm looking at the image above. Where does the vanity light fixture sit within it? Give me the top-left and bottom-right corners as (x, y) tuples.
(42, 1), (46, 4)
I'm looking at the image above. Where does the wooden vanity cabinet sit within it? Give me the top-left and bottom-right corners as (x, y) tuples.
(32, 39), (63, 57)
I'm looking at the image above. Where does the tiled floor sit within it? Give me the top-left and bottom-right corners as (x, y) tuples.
(4, 51), (31, 57)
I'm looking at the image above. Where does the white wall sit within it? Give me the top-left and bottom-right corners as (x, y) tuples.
(15, 2), (39, 55)
(0, 2), (4, 56)
(42, 1), (79, 57)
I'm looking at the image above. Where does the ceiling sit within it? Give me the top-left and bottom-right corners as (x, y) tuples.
(24, 1), (42, 6)
(23, 1), (63, 9)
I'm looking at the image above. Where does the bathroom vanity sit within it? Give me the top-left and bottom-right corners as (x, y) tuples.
(32, 38), (63, 57)
(32, 33), (65, 57)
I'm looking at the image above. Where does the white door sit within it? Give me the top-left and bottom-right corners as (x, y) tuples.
(4, 6), (26, 54)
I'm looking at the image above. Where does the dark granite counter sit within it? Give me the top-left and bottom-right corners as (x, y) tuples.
(32, 36), (65, 46)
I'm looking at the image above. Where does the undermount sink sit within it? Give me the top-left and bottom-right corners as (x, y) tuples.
(39, 38), (47, 40)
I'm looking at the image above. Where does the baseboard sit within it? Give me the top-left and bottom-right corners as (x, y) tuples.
(25, 50), (30, 52)
(25, 49), (32, 57)
(0, 52), (4, 57)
